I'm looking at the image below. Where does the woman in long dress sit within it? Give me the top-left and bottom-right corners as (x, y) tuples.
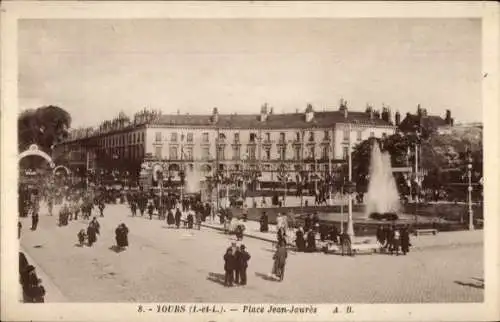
(272, 240), (288, 281)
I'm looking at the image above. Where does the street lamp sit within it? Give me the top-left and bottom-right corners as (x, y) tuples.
(346, 123), (354, 238)
(467, 154), (474, 231)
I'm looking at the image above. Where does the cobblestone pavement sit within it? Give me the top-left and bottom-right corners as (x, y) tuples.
(19, 204), (483, 303)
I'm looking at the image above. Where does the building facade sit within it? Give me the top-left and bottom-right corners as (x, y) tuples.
(54, 101), (396, 186)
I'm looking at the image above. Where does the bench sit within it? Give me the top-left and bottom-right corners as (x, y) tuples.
(414, 228), (438, 236)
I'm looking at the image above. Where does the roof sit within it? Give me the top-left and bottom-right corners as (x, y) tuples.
(151, 110), (393, 129)
(399, 113), (449, 132)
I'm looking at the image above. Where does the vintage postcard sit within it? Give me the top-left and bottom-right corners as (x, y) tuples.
(1, 1), (499, 321)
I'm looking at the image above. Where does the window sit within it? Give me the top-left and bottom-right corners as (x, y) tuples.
(141, 132), (144, 142)
(265, 133), (271, 141)
(264, 148), (271, 160)
(184, 147), (193, 160)
(219, 133), (226, 140)
(280, 132), (285, 142)
(382, 132), (387, 139)
(248, 146), (256, 160)
(294, 146), (301, 160)
(155, 132), (162, 142)
(308, 146), (315, 159)
(322, 146), (328, 159)
(202, 132), (209, 142)
(370, 131), (375, 138)
(232, 146), (240, 160)
(170, 132), (178, 142)
(296, 132), (301, 141)
(186, 133), (193, 142)
(279, 146), (286, 160)
(202, 147), (210, 160)
(169, 146), (178, 160)
(309, 131), (315, 142)
(155, 146), (162, 159)
(343, 147), (349, 160)
(343, 128), (349, 141)
(217, 146), (225, 160)
(357, 130), (363, 141)
(324, 130), (330, 140)
(249, 133), (256, 143)
(234, 133), (240, 142)
(310, 164), (316, 172)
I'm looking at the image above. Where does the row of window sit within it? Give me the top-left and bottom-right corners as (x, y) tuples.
(102, 132), (144, 148)
(154, 145), (350, 161)
(155, 130), (386, 144)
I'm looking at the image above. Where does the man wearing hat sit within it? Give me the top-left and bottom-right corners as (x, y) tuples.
(235, 244), (251, 286)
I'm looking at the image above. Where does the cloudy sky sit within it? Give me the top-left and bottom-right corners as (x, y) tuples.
(18, 18), (481, 128)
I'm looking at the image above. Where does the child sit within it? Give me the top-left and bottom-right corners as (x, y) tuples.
(78, 229), (86, 246)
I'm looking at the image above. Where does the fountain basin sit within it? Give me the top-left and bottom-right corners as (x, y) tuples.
(369, 212), (399, 221)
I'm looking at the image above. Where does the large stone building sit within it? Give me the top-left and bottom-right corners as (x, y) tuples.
(53, 101), (396, 186)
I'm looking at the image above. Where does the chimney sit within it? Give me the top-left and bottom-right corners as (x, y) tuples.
(212, 107), (219, 123)
(305, 104), (314, 122)
(395, 111), (401, 126)
(260, 103), (268, 122)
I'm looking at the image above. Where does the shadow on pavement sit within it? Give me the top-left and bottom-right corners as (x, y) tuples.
(206, 272), (226, 286)
(255, 272), (278, 282)
(74, 243), (84, 248)
(109, 245), (125, 253)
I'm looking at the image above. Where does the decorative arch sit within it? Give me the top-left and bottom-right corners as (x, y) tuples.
(19, 144), (55, 168)
(53, 165), (71, 176)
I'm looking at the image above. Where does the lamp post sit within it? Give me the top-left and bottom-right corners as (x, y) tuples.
(346, 123), (354, 238)
(467, 154), (474, 231)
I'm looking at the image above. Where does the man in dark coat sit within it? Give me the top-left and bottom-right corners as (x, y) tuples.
(235, 244), (251, 285)
(259, 212), (269, 232)
(223, 248), (236, 287)
(87, 217), (100, 246)
(31, 209), (39, 231)
(400, 225), (411, 255)
(306, 230), (316, 252)
(147, 202), (154, 220)
(376, 225), (385, 246)
(295, 226), (305, 251)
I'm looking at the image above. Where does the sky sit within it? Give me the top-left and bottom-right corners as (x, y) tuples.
(18, 18), (482, 128)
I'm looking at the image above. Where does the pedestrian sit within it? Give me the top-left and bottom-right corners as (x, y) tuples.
(223, 248), (235, 287)
(272, 240), (287, 281)
(259, 211), (269, 233)
(18, 221), (22, 239)
(115, 223), (129, 249)
(295, 226), (305, 251)
(130, 201), (137, 217)
(47, 198), (53, 216)
(391, 227), (401, 256)
(175, 207), (182, 228)
(400, 225), (411, 255)
(87, 217), (100, 246)
(187, 211), (194, 229)
(167, 208), (175, 227)
(195, 210), (202, 230)
(306, 229), (316, 252)
(77, 229), (86, 246)
(235, 223), (245, 241)
(147, 202), (154, 220)
(236, 244), (251, 285)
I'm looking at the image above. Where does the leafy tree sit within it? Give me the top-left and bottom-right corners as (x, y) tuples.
(18, 105), (72, 153)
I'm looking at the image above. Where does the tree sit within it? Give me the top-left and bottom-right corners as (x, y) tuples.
(18, 105), (72, 154)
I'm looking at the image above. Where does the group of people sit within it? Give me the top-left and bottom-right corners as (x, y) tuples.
(376, 225), (411, 255)
(223, 242), (251, 287)
(19, 253), (46, 303)
(76, 217), (101, 247)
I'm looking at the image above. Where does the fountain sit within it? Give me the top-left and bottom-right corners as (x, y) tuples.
(365, 142), (401, 221)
